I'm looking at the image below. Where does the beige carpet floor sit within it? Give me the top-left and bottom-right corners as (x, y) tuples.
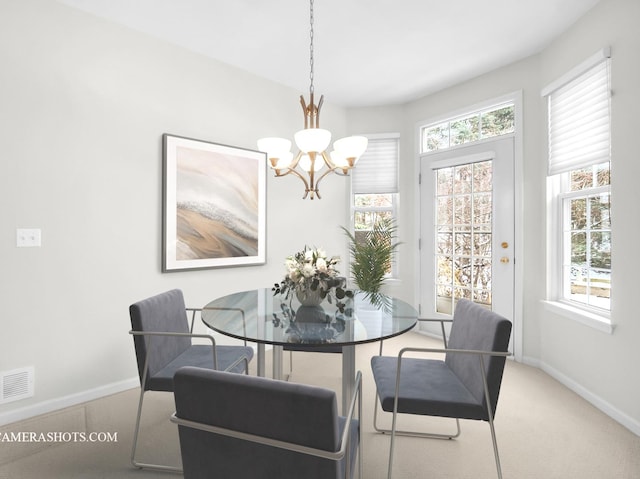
(1, 332), (639, 478)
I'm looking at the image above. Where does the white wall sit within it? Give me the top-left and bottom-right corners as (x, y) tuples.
(347, 0), (640, 433)
(0, 0), (352, 422)
(535, 0), (640, 431)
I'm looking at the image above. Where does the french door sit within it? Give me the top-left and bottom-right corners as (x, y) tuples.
(419, 137), (515, 351)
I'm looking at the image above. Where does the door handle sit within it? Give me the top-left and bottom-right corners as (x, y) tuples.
(500, 257), (509, 264)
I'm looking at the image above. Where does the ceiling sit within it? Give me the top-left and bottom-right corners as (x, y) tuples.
(57, 0), (601, 107)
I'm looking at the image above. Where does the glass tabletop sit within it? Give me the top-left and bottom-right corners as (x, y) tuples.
(201, 288), (418, 348)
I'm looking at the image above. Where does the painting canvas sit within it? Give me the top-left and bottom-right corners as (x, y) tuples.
(162, 134), (266, 271)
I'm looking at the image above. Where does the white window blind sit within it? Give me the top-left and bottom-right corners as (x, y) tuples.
(351, 136), (399, 194)
(543, 48), (611, 176)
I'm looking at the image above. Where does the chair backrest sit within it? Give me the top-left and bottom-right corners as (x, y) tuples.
(129, 289), (191, 389)
(445, 299), (512, 419)
(173, 366), (346, 479)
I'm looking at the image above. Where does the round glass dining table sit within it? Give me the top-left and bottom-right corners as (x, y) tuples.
(201, 288), (418, 412)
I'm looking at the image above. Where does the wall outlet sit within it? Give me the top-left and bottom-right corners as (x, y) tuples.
(17, 228), (41, 247)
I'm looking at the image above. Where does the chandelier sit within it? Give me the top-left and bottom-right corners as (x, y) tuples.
(257, 0), (368, 200)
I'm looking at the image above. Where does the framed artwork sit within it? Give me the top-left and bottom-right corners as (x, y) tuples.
(162, 134), (267, 272)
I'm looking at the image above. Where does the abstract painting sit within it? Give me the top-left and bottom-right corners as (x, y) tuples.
(162, 134), (266, 271)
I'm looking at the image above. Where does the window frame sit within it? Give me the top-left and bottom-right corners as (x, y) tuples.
(543, 48), (613, 333)
(349, 133), (400, 280)
(420, 102), (515, 154)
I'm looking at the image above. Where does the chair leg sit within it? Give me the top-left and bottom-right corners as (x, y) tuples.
(373, 390), (461, 439)
(387, 401), (398, 479)
(487, 410), (503, 479)
(479, 355), (503, 479)
(131, 388), (182, 473)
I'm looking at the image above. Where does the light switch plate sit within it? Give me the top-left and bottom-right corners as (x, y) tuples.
(17, 228), (41, 247)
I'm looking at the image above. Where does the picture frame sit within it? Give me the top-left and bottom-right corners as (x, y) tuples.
(162, 134), (267, 272)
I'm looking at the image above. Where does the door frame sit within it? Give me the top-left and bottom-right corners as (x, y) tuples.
(413, 91), (524, 361)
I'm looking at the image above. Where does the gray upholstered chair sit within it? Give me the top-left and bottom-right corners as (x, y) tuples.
(129, 289), (254, 472)
(171, 366), (362, 479)
(371, 299), (512, 479)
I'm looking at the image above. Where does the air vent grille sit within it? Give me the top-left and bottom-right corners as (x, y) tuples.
(1, 367), (34, 404)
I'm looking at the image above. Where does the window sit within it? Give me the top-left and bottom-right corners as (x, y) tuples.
(351, 135), (399, 276)
(561, 165), (611, 310)
(434, 160), (493, 313)
(421, 103), (515, 153)
(544, 48), (611, 321)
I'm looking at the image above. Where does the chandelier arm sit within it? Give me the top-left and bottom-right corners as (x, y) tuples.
(282, 164), (311, 193)
(289, 151), (304, 170)
(320, 151), (351, 176)
(320, 151), (337, 169)
(314, 164), (343, 189)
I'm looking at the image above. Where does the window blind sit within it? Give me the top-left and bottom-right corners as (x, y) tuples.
(545, 49), (611, 176)
(351, 136), (399, 194)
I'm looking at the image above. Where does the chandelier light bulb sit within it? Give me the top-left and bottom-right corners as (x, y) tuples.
(257, 137), (292, 163)
(333, 136), (368, 164)
(330, 150), (349, 168)
(294, 128), (331, 154)
(273, 151), (294, 169)
(299, 153), (324, 173)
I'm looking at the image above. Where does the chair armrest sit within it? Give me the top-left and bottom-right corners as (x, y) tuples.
(200, 306), (249, 347)
(398, 346), (511, 359)
(170, 371), (362, 462)
(417, 317), (453, 347)
(128, 330), (249, 372)
(378, 317), (452, 355)
(129, 329), (214, 341)
(417, 318), (453, 324)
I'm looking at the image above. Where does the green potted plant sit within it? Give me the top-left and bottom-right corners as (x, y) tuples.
(341, 217), (400, 297)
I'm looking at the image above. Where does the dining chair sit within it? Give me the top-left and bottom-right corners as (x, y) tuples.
(129, 289), (254, 473)
(171, 366), (362, 479)
(371, 299), (512, 479)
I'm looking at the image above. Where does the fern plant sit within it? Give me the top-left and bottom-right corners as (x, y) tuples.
(340, 217), (400, 296)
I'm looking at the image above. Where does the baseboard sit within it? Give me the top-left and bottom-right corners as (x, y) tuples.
(522, 355), (640, 436)
(0, 377), (139, 427)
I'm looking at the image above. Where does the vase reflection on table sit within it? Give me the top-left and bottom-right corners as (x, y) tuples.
(295, 288), (324, 307)
(274, 293), (352, 345)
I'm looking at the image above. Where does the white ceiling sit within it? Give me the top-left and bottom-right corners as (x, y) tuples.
(57, 0), (601, 107)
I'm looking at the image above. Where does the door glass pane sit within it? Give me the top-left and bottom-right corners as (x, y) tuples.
(435, 160), (493, 314)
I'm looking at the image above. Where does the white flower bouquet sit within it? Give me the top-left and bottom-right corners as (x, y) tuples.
(273, 246), (351, 306)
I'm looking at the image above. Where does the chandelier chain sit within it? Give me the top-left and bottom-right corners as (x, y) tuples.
(309, 0), (314, 95)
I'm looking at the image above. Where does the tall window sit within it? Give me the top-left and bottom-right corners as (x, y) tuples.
(544, 48), (611, 317)
(351, 134), (399, 276)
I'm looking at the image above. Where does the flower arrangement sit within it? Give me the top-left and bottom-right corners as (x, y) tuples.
(273, 246), (351, 306)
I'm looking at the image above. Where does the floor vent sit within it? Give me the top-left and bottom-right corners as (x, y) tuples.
(1, 367), (34, 404)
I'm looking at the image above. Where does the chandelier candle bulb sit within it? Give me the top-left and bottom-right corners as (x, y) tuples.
(294, 128), (331, 154)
